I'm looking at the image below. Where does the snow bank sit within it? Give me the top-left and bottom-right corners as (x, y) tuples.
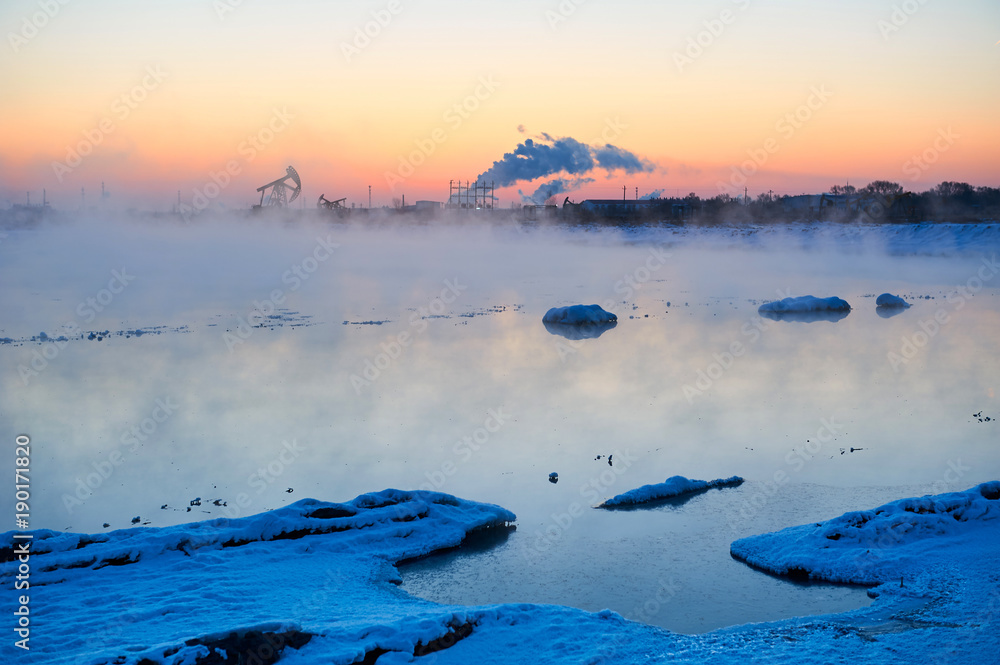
(731, 481), (1000, 585)
(542, 304), (617, 326)
(0, 489), (517, 665)
(875, 293), (910, 308)
(5, 484), (1000, 665)
(758, 295), (851, 314)
(598, 475), (744, 508)
(1, 489), (515, 574)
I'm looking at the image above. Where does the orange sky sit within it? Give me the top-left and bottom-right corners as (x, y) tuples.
(1, 0), (998, 209)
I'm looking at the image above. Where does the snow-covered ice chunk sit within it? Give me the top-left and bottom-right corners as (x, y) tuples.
(597, 475), (744, 508)
(730, 481), (1000, 585)
(542, 304), (617, 326)
(758, 295), (851, 314)
(875, 293), (910, 308)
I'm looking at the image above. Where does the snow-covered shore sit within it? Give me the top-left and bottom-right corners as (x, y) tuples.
(731, 481), (1000, 585)
(3, 483), (999, 664)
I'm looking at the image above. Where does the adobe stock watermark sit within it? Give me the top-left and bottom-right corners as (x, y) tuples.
(836, 461), (977, 586)
(888, 255), (997, 371)
(13, 434), (32, 651)
(61, 397), (179, 515)
(928, 590), (1000, 665)
(877, 0), (931, 41)
(682, 288), (791, 402)
(18, 268), (135, 385)
(51, 65), (169, 182)
(590, 576), (682, 661)
(180, 107), (294, 218)
(525, 449), (638, 559)
(349, 277), (467, 393)
(717, 86), (832, 194)
(223, 234), (340, 352)
(384, 77), (500, 189)
(219, 439), (306, 519)
(590, 116), (629, 147)
(923, 459), (972, 496)
(7, 0), (72, 53)
(213, 0), (247, 20)
(726, 416), (843, 532)
(544, 0), (587, 31)
(902, 127), (959, 181)
(555, 245), (672, 362)
(418, 407), (511, 492)
(673, 0), (751, 73)
(341, 0), (404, 62)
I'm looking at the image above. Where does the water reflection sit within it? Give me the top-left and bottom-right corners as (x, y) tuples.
(398, 482), (908, 634)
(876, 306), (909, 319)
(543, 320), (618, 340)
(1, 219), (998, 633)
(759, 309), (852, 323)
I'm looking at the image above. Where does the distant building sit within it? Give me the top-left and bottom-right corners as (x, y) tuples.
(522, 204), (558, 221)
(399, 200), (443, 215)
(579, 199), (662, 218)
(779, 195), (825, 216)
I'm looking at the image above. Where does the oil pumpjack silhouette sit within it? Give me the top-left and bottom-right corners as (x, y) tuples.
(252, 165), (347, 213)
(253, 166), (302, 209)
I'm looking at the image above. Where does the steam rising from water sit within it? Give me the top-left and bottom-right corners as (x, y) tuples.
(1, 211), (998, 537)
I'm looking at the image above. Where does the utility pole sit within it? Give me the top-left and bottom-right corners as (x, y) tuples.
(369, 185), (372, 209)
(623, 185), (626, 201)
(744, 186), (748, 205)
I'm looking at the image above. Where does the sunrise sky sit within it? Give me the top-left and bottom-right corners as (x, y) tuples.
(1, 0), (998, 210)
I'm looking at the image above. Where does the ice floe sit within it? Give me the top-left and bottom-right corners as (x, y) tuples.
(542, 304), (617, 326)
(597, 475), (744, 508)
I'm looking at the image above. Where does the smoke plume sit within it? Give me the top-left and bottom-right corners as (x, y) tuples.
(476, 134), (656, 188)
(520, 177), (595, 205)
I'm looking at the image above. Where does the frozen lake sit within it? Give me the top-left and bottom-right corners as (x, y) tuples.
(2, 214), (998, 634)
